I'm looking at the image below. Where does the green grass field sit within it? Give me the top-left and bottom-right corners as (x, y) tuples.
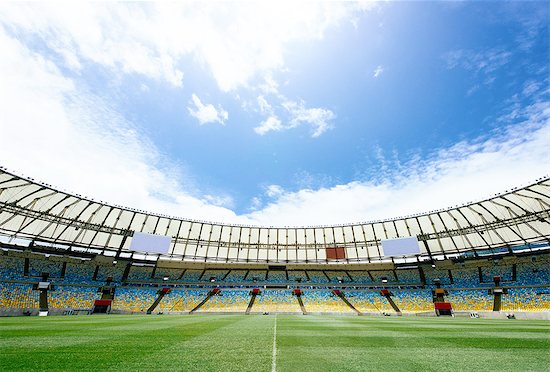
(0, 314), (548, 371)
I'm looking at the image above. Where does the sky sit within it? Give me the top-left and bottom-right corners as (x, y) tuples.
(0, 1), (549, 227)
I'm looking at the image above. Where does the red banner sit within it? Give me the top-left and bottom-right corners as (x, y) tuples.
(434, 302), (452, 310)
(94, 299), (112, 306)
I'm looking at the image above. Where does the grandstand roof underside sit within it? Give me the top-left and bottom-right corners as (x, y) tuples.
(0, 168), (549, 263)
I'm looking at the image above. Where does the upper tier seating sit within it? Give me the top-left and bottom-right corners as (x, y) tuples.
(96, 264), (125, 283)
(287, 270), (307, 282)
(324, 270), (350, 283)
(154, 267), (184, 281)
(126, 265), (153, 281)
(370, 270), (397, 284)
(246, 270), (267, 282)
(306, 271), (329, 284)
(179, 270), (203, 282)
(347, 271), (373, 284)
(395, 269), (421, 284)
(266, 270), (287, 283)
(29, 257), (63, 277)
(63, 261), (96, 284)
(222, 270), (248, 282)
(201, 269), (229, 282)
(0, 255), (25, 280)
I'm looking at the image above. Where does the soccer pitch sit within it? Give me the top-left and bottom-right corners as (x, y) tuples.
(0, 315), (548, 371)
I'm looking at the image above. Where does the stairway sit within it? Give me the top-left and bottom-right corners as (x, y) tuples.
(246, 292), (257, 314)
(190, 290), (215, 313)
(296, 294), (307, 315)
(147, 289), (169, 314)
(384, 294), (402, 315)
(332, 290), (362, 314)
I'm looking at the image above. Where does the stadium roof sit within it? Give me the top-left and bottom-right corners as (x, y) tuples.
(0, 168), (549, 263)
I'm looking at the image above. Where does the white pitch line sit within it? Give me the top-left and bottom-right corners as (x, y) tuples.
(272, 314), (277, 372)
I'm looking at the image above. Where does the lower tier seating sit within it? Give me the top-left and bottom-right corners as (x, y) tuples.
(198, 290), (250, 312)
(253, 290), (301, 312)
(301, 290), (352, 313)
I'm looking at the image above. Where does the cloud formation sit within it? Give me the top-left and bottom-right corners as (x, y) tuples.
(0, 2), (370, 91)
(188, 94), (228, 125)
(245, 100), (550, 225)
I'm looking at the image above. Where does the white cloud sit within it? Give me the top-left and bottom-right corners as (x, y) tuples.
(444, 48), (512, 75)
(254, 95), (336, 137)
(0, 2), (374, 91)
(266, 185), (284, 198)
(0, 26), (242, 224)
(373, 65), (383, 78)
(245, 102), (550, 225)
(188, 94), (228, 125)
(254, 116), (283, 135)
(283, 100), (335, 137)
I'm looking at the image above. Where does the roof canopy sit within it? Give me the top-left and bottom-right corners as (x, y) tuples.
(0, 168), (549, 263)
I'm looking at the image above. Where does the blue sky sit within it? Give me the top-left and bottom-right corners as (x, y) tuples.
(0, 1), (548, 226)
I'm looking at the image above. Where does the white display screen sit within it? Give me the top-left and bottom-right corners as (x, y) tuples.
(129, 232), (172, 254)
(381, 236), (420, 257)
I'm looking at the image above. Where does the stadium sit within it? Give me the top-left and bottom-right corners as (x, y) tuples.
(1, 167), (549, 370)
(1, 2), (550, 372)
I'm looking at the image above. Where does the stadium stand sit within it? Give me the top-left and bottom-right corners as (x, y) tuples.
(0, 255), (25, 280)
(392, 290), (433, 312)
(0, 283), (39, 309)
(223, 270), (248, 282)
(287, 270), (307, 282)
(306, 271), (329, 284)
(395, 269), (421, 284)
(516, 258), (550, 285)
(112, 287), (158, 312)
(253, 290), (302, 313)
(154, 267), (184, 281)
(63, 261), (96, 284)
(246, 270), (267, 282)
(266, 270), (287, 283)
(198, 290), (250, 312)
(446, 290), (493, 311)
(347, 271), (373, 284)
(179, 270), (203, 283)
(29, 257), (63, 277)
(300, 290), (352, 313)
(481, 263), (513, 283)
(501, 287), (550, 312)
(346, 291), (392, 313)
(157, 289), (210, 312)
(96, 265), (124, 283)
(201, 269), (229, 282)
(127, 265), (154, 281)
(2, 249), (550, 316)
(370, 270), (396, 283)
(49, 286), (98, 310)
(324, 270), (350, 283)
